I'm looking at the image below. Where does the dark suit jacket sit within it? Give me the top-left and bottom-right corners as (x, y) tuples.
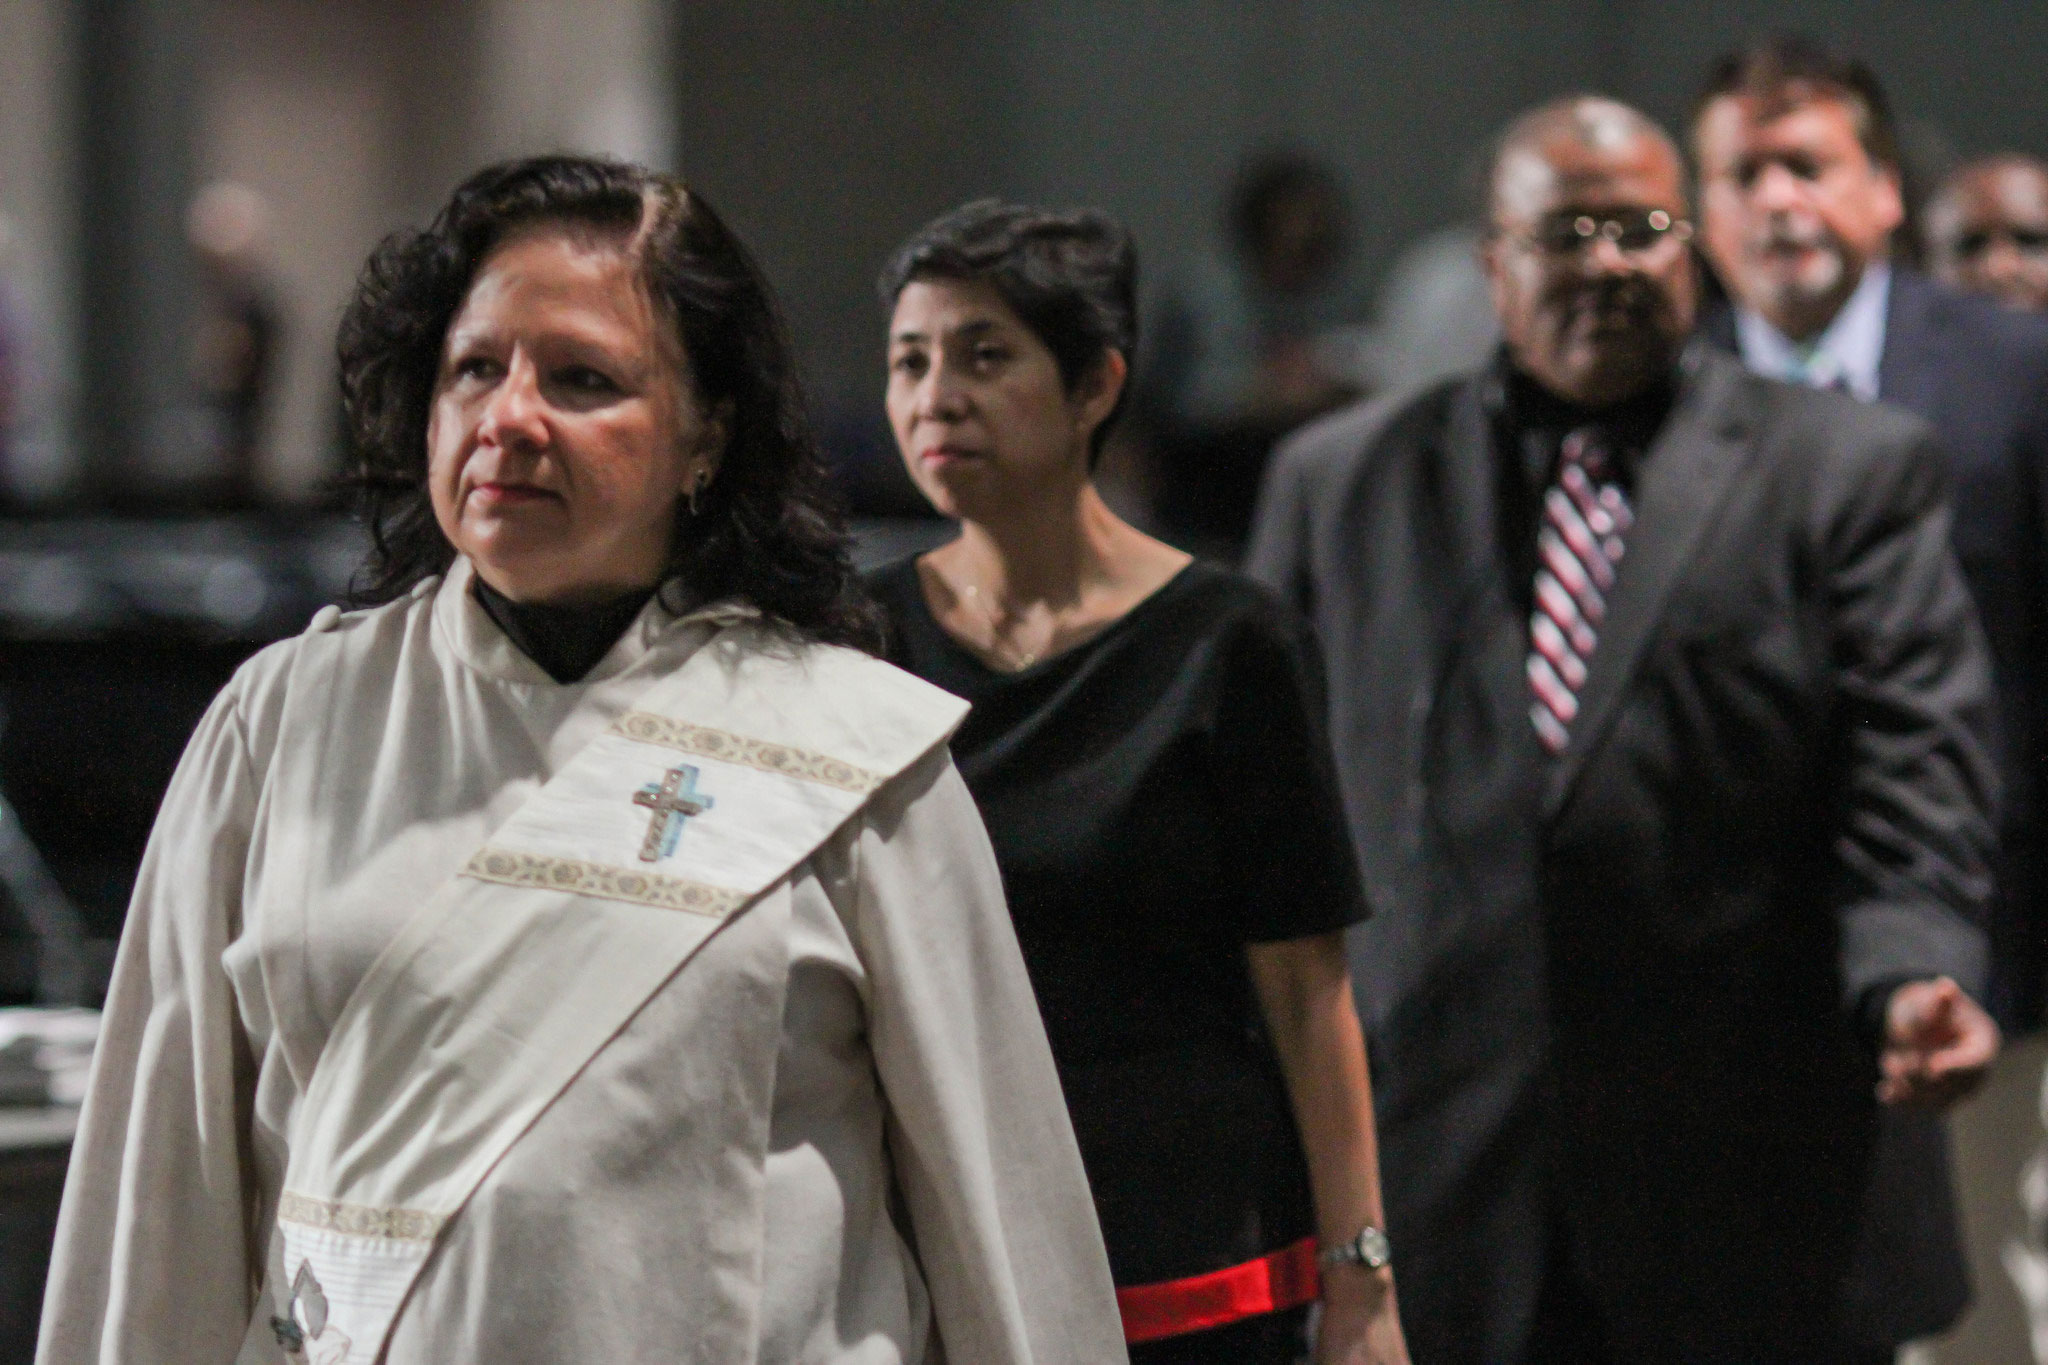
(1705, 272), (2048, 1028)
(1246, 347), (1997, 1362)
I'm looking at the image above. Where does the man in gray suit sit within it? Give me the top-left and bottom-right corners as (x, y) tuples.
(1247, 95), (2001, 1364)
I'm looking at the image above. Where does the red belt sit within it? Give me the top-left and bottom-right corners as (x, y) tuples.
(1115, 1236), (1321, 1344)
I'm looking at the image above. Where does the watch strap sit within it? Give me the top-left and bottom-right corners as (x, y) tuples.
(1318, 1224), (1392, 1271)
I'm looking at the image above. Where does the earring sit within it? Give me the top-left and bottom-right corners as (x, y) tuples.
(687, 467), (710, 517)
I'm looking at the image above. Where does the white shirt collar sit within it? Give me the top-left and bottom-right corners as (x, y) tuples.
(1733, 261), (1891, 403)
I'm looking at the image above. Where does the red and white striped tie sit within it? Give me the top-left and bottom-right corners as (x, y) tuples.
(1528, 427), (1634, 754)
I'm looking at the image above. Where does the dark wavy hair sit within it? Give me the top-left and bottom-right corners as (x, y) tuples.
(337, 154), (877, 648)
(876, 198), (1136, 467)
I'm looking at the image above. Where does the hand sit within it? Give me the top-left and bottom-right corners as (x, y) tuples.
(1878, 976), (2000, 1109)
(1315, 1264), (1410, 1365)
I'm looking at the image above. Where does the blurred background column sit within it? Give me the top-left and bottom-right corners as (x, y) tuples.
(474, 0), (677, 171)
(74, 0), (203, 507)
(0, 0), (80, 505)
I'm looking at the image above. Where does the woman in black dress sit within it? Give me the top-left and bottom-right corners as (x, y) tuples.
(868, 200), (1410, 1365)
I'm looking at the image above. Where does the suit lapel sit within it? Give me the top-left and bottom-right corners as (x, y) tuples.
(1438, 379), (1498, 570)
(1543, 353), (1760, 818)
(1698, 298), (1740, 357)
(1433, 378), (1537, 750)
(1876, 269), (1945, 416)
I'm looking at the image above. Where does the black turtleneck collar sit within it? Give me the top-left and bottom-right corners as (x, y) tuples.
(1487, 346), (1678, 488)
(471, 575), (656, 684)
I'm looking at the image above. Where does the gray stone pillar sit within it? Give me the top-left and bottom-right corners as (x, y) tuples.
(0, 0), (82, 502)
(73, 0), (203, 504)
(473, 0), (677, 171)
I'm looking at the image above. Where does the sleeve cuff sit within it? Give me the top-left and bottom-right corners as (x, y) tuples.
(1855, 975), (1929, 1052)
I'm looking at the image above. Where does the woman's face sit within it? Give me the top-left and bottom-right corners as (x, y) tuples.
(427, 228), (724, 603)
(885, 277), (1116, 522)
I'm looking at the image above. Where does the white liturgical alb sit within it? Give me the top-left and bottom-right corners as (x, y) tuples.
(36, 558), (1126, 1365)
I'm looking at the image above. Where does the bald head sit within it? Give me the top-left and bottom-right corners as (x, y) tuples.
(1926, 154), (2048, 312)
(1480, 96), (1697, 408)
(1489, 96), (1688, 226)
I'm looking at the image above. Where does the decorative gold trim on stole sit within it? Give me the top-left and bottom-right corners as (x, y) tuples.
(277, 1191), (447, 1243)
(610, 713), (884, 793)
(463, 846), (746, 918)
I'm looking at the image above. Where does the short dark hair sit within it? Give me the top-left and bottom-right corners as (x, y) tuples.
(337, 154), (876, 649)
(877, 199), (1137, 466)
(1692, 33), (1901, 171)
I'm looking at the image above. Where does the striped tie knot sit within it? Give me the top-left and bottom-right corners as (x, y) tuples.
(1528, 425), (1635, 755)
(1560, 426), (1610, 479)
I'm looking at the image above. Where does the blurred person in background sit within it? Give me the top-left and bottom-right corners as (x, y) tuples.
(869, 199), (1408, 1365)
(1140, 152), (1363, 560)
(1333, 147), (1500, 398)
(1250, 95), (1999, 1364)
(1925, 154), (2048, 313)
(1692, 34), (2048, 1039)
(1343, 219), (1498, 396)
(186, 181), (282, 506)
(39, 157), (1124, 1365)
(1921, 149), (2048, 1364)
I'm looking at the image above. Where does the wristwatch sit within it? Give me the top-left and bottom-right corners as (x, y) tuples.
(1318, 1224), (1393, 1271)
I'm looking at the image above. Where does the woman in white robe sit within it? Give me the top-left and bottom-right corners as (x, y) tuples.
(37, 155), (1125, 1365)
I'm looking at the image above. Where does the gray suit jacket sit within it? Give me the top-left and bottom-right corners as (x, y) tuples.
(1246, 346), (1997, 1362)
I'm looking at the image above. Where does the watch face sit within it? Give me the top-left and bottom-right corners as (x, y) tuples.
(1358, 1226), (1392, 1269)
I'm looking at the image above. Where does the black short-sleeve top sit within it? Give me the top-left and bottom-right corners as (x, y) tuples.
(868, 556), (1370, 1286)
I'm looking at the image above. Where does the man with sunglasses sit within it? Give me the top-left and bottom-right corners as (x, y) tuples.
(1694, 36), (2048, 1048)
(1250, 93), (1999, 1363)
(1926, 154), (2048, 315)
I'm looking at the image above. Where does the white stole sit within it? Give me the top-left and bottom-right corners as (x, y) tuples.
(270, 623), (967, 1362)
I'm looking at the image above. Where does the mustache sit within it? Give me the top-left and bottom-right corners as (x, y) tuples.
(1564, 274), (1671, 318)
(1752, 221), (1839, 254)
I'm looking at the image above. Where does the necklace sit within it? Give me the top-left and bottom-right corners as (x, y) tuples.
(957, 580), (1049, 671)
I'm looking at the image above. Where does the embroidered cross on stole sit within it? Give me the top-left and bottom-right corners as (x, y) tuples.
(634, 763), (713, 861)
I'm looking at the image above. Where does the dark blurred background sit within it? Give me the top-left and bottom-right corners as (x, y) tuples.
(6, 2), (2046, 532)
(0, 1), (2045, 1359)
